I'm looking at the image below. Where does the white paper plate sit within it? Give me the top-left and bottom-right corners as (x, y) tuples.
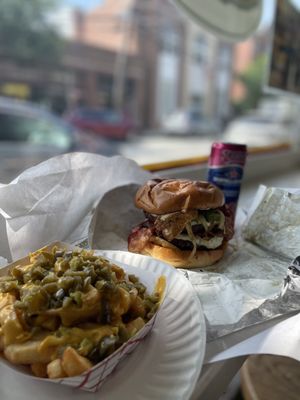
(0, 251), (206, 400)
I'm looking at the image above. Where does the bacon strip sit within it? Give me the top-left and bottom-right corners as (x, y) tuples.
(128, 224), (154, 253)
(220, 205), (235, 241)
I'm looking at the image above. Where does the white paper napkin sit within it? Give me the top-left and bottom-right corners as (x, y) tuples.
(0, 152), (151, 260)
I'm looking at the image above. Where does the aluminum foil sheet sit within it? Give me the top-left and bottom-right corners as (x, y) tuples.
(243, 187), (300, 259)
(182, 187), (300, 341)
(180, 242), (293, 341)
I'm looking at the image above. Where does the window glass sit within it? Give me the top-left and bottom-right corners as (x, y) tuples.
(0, 0), (298, 179)
(0, 113), (31, 141)
(0, 112), (72, 148)
(28, 119), (72, 148)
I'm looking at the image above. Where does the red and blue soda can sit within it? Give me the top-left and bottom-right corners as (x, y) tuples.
(207, 142), (247, 216)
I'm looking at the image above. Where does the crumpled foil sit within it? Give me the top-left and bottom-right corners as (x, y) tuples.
(180, 241), (296, 341)
(282, 256), (300, 296)
(180, 187), (300, 342)
(243, 187), (300, 259)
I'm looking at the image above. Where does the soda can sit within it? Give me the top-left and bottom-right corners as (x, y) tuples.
(207, 142), (247, 216)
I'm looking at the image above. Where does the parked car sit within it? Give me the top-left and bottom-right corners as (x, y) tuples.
(160, 108), (221, 137)
(0, 97), (117, 183)
(222, 98), (299, 147)
(65, 108), (135, 140)
(222, 114), (297, 147)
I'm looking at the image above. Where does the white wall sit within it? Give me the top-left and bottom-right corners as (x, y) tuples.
(155, 51), (180, 124)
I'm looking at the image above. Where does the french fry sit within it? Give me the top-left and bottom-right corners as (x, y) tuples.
(31, 363), (48, 378)
(61, 347), (92, 377)
(0, 293), (25, 345)
(126, 317), (145, 337)
(109, 287), (131, 317)
(4, 336), (53, 365)
(0, 293), (16, 312)
(1, 307), (26, 346)
(47, 359), (67, 379)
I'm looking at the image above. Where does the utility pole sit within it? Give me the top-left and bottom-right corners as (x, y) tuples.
(112, 0), (134, 112)
(135, 0), (160, 129)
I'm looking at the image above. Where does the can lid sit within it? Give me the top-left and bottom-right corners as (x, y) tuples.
(212, 142), (247, 152)
(209, 142), (247, 166)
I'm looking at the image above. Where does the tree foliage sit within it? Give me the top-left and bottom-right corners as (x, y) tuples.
(0, 0), (64, 64)
(233, 55), (268, 114)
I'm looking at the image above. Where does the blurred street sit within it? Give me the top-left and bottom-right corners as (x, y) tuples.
(0, 134), (216, 183)
(119, 134), (215, 165)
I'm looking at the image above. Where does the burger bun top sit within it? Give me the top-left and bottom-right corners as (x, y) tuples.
(135, 178), (224, 214)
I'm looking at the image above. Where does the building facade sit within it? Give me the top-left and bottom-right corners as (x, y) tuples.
(0, 0), (235, 130)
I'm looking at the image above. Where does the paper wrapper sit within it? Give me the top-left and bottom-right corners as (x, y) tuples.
(0, 152), (151, 261)
(0, 242), (166, 392)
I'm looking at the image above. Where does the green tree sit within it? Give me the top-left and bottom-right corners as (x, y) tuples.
(233, 55), (268, 114)
(0, 0), (64, 64)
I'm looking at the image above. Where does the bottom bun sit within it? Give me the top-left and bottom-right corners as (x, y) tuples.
(141, 241), (227, 269)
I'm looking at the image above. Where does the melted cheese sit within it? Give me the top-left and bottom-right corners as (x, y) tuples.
(38, 325), (117, 355)
(155, 276), (166, 302)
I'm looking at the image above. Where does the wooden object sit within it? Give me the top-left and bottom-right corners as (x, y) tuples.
(241, 355), (300, 400)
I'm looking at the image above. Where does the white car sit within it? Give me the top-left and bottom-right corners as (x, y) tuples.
(222, 114), (297, 147)
(160, 109), (221, 137)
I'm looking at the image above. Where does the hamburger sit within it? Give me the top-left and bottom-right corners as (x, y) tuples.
(128, 178), (234, 268)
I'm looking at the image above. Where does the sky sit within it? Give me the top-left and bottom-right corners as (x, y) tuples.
(64, 0), (103, 10)
(291, 0), (300, 10)
(259, 0), (300, 29)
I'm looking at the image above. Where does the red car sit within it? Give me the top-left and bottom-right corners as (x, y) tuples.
(65, 108), (135, 140)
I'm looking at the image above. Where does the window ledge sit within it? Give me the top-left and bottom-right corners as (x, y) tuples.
(142, 143), (298, 185)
